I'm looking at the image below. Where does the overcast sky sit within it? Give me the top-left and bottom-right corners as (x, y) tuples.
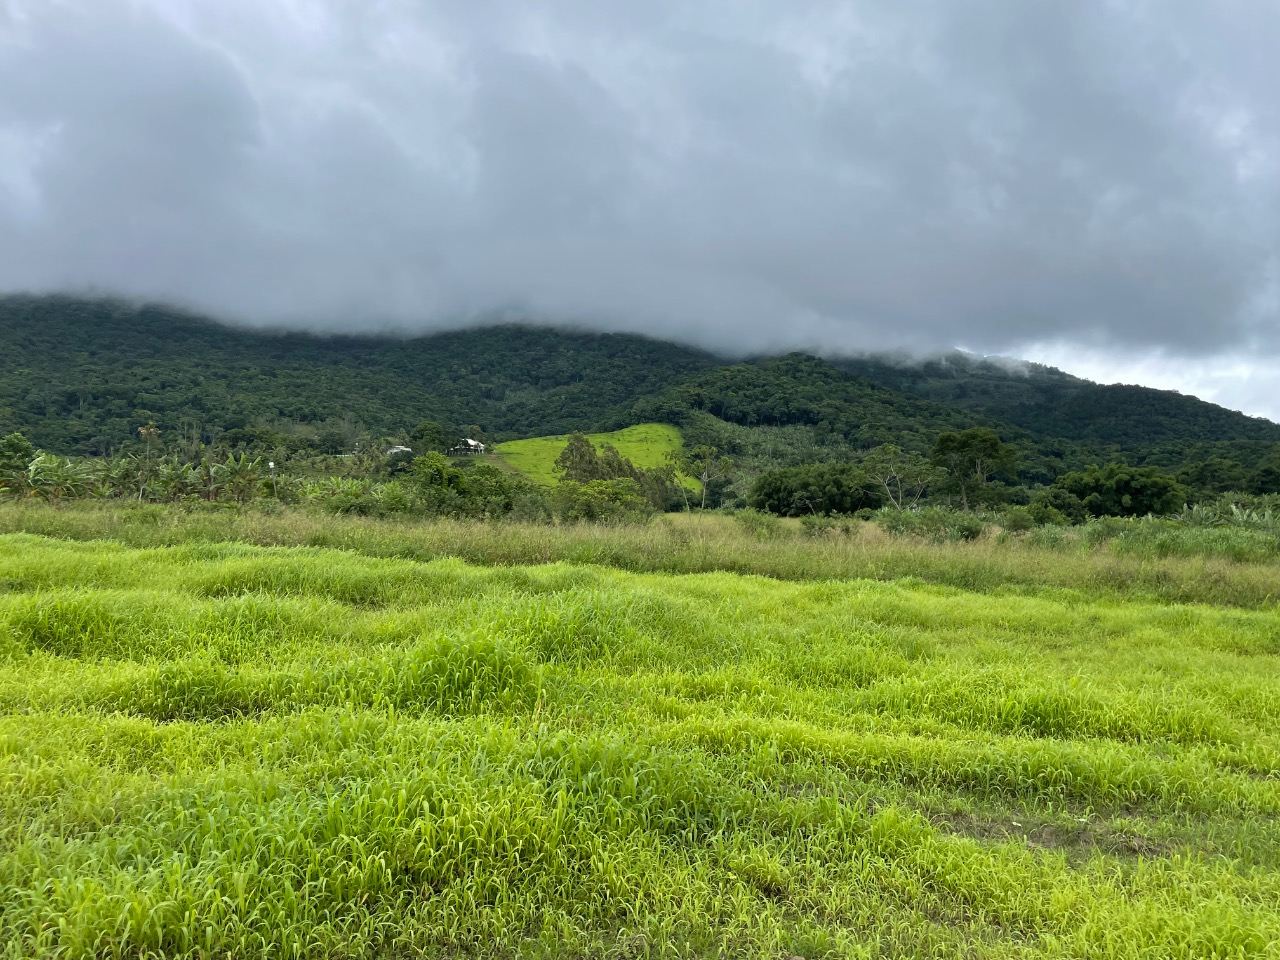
(2, 1), (1277, 417)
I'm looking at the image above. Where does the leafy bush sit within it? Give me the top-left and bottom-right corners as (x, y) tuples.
(799, 514), (846, 538)
(551, 479), (653, 523)
(1024, 525), (1070, 549)
(305, 477), (375, 515)
(372, 480), (415, 514)
(733, 509), (783, 541)
(1001, 507), (1035, 533)
(1054, 463), (1187, 518)
(749, 463), (882, 516)
(874, 506), (986, 543)
(1028, 487), (1087, 525)
(1174, 494), (1280, 531)
(0, 432), (36, 490)
(1079, 516), (1135, 546)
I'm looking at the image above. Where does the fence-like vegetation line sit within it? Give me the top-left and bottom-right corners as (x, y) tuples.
(1, 513), (1278, 957)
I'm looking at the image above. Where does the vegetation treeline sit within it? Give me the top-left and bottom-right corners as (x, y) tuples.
(746, 427), (1224, 525)
(0, 426), (664, 524)
(634, 357), (1280, 496)
(8, 414), (1277, 536)
(5, 295), (1280, 505)
(7, 296), (1280, 519)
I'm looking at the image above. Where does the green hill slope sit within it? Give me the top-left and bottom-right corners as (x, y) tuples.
(495, 424), (687, 486)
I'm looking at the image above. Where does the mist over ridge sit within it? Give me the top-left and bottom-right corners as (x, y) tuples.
(2, 1), (1278, 413)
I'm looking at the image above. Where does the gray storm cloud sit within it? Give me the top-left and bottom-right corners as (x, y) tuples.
(0, 0), (1277, 359)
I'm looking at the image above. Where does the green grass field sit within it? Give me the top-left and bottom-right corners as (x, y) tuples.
(494, 423), (688, 486)
(0, 511), (1278, 957)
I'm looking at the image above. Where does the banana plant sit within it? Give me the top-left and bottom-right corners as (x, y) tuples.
(154, 458), (202, 502)
(25, 454), (89, 503)
(214, 453), (263, 504)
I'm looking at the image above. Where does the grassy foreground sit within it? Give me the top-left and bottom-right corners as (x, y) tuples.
(0, 516), (1279, 957)
(494, 424), (687, 486)
(4, 502), (1280, 610)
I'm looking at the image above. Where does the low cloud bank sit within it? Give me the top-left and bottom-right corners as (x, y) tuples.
(0, 1), (1276, 373)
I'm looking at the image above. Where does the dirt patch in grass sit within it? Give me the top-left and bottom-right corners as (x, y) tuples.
(933, 811), (1173, 860)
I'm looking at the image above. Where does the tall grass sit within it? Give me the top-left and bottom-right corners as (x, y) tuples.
(0, 532), (1279, 956)
(4, 501), (1280, 609)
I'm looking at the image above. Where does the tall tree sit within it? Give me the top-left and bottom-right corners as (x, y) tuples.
(676, 445), (734, 510)
(409, 419), (454, 452)
(931, 428), (1014, 511)
(555, 433), (604, 483)
(861, 444), (940, 509)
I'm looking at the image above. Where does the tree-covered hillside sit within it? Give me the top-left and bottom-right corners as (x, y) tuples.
(2, 295), (1277, 487)
(627, 354), (983, 448)
(0, 295), (718, 454)
(834, 352), (1280, 469)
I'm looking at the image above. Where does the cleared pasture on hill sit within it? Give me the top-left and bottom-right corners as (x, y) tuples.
(494, 423), (688, 486)
(1, 533), (1279, 958)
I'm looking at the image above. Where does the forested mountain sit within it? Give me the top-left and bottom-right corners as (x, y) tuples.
(626, 355), (986, 449)
(0, 295), (717, 454)
(834, 352), (1280, 468)
(2, 295), (1277, 484)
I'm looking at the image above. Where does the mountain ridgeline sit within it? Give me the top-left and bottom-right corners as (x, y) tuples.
(833, 353), (1280, 459)
(3, 294), (1279, 489)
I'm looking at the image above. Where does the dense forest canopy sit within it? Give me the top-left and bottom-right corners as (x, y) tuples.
(833, 352), (1280, 469)
(0, 295), (718, 454)
(3, 295), (1279, 495)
